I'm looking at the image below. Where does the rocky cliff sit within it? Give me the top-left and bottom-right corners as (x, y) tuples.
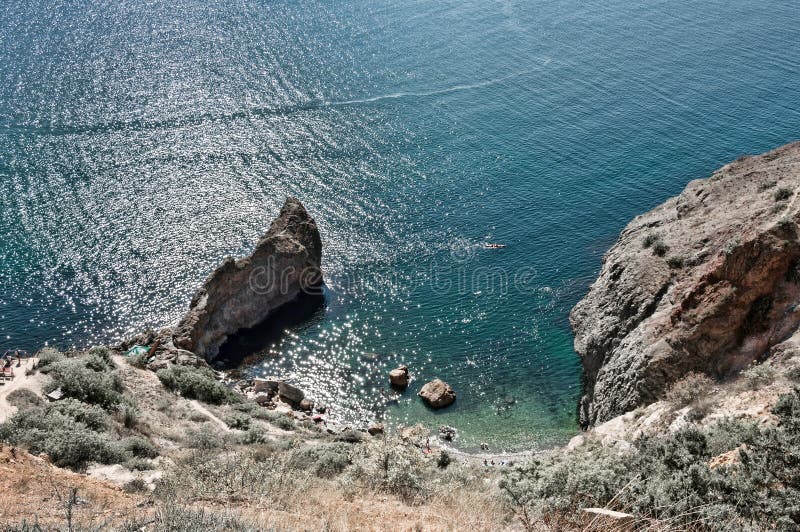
(173, 197), (323, 361)
(571, 141), (800, 427)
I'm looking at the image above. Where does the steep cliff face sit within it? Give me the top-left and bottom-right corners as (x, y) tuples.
(571, 142), (800, 427)
(173, 197), (323, 361)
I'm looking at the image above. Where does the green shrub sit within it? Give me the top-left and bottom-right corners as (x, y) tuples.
(437, 450), (452, 469)
(740, 363), (776, 390)
(335, 429), (364, 443)
(288, 442), (351, 478)
(35, 347), (65, 373)
(500, 388), (800, 530)
(49, 399), (111, 431)
(664, 372), (714, 408)
(0, 396), (157, 469)
(123, 478), (148, 493)
(5, 389), (43, 410)
(117, 436), (158, 459)
(156, 366), (239, 405)
(757, 180), (777, 192)
(189, 412), (209, 423)
(666, 255), (684, 269)
(273, 415), (296, 431)
(127, 352), (149, 369)
(652, 241), (669, 257)
(44, 358), (123, 409)
(126, 457), (155, 471)
(232, 402), (256, 413)
(778, 216), (795, 231)
(155, 397), (173, 412)
(344, 440), (429, 503)
(238, 428), (269, 445)
(116, 401), (140, 429)
(724, 237), (741, 256)
(184, 427), (223, 450)
(225, 412), (251, 430)
(85, 346), (115, 371)
(774, 187), (792, 201)
(254, 410), (295, 431)
(642, 234), (659, 249)
(787, 366), (800, 382)
(0, 404), (122, 468)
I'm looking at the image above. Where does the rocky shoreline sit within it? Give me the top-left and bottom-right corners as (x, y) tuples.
(117, 142), (800, 452)
(114, 196), (468, 449)
(571, 141), (800, 427)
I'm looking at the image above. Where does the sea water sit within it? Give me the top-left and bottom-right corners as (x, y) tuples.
(1, 0), (799, 450)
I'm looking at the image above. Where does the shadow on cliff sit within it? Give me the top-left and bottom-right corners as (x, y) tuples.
(216, 291), (326, 369)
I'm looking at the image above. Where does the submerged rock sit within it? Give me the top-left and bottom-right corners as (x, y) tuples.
(418, 379), (456, 409)
(571, 142), (800, 427)
(173, 197), (323, 361)
(367, 422), (385, 436)
(438, 425), (457, 441)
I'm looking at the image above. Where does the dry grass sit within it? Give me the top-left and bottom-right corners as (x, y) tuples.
(2, 352), (513, 530)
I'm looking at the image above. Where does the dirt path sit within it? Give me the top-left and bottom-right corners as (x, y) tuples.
(0, 358), (43, 423)
(188, 400), (232, 433)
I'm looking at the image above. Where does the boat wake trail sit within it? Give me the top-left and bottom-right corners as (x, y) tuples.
(5, 72), (531, 137)
(325, 72), (525, 107)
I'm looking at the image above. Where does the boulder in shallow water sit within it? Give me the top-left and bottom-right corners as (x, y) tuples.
(439, 425), (457, 441)
(173, 197), (323, 361)
(389, 365), (410, 388)
(418, 379), (456, 409)
(368, 422), (385, 436)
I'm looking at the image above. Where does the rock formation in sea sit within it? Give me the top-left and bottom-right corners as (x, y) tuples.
(173, 197), (323, 361)
(419, 379), (456, 409)
(389, 365), (410, 389)
(571, 141), (800, 427)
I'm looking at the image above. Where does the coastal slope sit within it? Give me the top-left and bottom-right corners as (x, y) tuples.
(571, 141), (800, 427)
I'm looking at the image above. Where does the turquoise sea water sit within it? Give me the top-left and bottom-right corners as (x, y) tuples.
(1, 0), (799, 450)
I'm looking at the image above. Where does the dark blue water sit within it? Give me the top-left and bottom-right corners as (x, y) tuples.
(1, 0), (799, 450)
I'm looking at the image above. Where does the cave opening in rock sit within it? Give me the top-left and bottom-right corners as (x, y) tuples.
(216, 291), (326, 369)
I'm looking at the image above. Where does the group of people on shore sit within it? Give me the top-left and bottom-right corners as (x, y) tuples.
(1, 351), (29, 378)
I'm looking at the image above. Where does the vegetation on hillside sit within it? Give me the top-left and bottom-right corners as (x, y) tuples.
(7, 347), (800, 530)
(0, 348), (154, 469)
(501, 388), (800, 530)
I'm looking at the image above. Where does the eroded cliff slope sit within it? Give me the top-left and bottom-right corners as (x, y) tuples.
(571, 141), (800, 427)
